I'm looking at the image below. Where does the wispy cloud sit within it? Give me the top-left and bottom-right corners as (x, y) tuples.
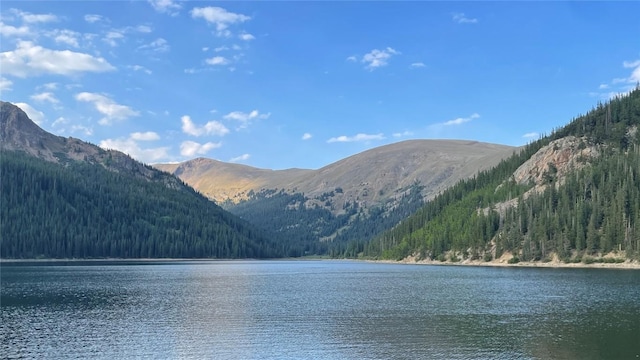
(205, 56), (229, 66)
(84, 14), (105, 23)
(327, 133), (385, 143)
(302, 133), (312, 140)
(393, 131), (413, 138)
(148, 0), (182, 16)
(452, 13), (478, 24)
(361, 47), (399, 71)
(191, 6), (251, 36)
(75, 92), (139, 125)
(410, 62), (425, 68)
(128, 65), (152, 74)
(239, 33), (255, 41)
(130, 131), (160, 141)
(11, 9), (58, 24)
(442, 113), (480, 126)
(31, 92), (60, 104)
(0, 77), (13, 92)
(138, 38), (170, 53)
(0, 41), (115, 77)
(229, 154), (250, 163)
(0, 22), (31, 37)
(15, 102), (45, 125)
(181, 115), (229, 137)
(522, 132), (539, 139)
(180, 140), (221, 157)
(223, 110), (270, 129)
(591, 59), (640, 99)
(100, 134), (170, 164)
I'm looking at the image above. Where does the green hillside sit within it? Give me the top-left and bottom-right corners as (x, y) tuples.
(0, 150), (281, 259)
(363, 86), (640, 262)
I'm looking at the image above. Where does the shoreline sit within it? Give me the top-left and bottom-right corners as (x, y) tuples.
(369, 257), (640, 269)
(1, 257), (639, 269)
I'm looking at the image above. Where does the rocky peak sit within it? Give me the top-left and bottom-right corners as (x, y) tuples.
(1, 100), (182, 188)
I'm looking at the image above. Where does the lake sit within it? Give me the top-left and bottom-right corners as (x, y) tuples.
(1, 260), (639, 359)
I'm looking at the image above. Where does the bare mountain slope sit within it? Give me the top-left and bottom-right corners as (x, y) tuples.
(155, 139), (517, 211)
(1, 101), (181, 188)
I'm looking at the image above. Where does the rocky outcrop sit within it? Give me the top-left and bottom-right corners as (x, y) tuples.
(513, 136), (598, 186)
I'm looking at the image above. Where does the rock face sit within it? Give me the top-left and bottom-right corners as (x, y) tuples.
(0, 101), (181, 187)
(156, 139), (518, 212)
(513, 136), (598, 187)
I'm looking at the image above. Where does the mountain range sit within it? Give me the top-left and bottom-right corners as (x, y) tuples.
(2, 85), (639, 262)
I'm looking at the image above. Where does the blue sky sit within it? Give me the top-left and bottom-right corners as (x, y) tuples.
(1, 1), (639, 170)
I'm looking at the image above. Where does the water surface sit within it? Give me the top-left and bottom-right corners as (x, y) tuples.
(2, 260), (639, 359)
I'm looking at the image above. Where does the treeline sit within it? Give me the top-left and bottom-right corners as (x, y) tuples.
(1, 150), (282, 259)
(362, 86), (640, 261)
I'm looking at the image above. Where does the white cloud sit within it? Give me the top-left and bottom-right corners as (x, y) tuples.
(15, 102), (45, 125)
(624, 59), (640, 83)
(346, 55), (357, 62)
(522, 132), (539, 139)
(623, 60), (640, 69)
(130, 131), (160, 141)
(128, 64), (152, 74)
(191, 6), (251, 35)
(75, 92), (139, 125)
(31, 92), (59, 104)
(0, 41), (115, 78)
(599, 84), (609, 90)
(206, 56), (229, 66)
(181, 115), (229, 136)
(239, 33), (255, 41)
(103, 30), (125, 47)
(136, 25), (152, 33)
(0, 22), (30, 37)
(148, 0), (182, 15)
(223, 110), (270, 129)
(180, 140), (221, 157)
(327, 133), (385, 143)
(48, 29), (81, 47)
(411, 62), (425, 68)
(12, 9), (58, 24)
(138, 38), (170, 53)
(442, 113), (480, 126)
(70, 124), (93, 136)
(302, 133), (312, 140)
(361, 47), (399, 71)
(393, 131), (413, 138)
(40, 82), (58, 90)
(229, 154), (250, 163)
(452, 13), (478, 24)
(84, 14), (105, 23)
(100, 136), (171, 164)
(0, 77), (12, 91)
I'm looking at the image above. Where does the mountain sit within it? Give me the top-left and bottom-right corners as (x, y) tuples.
(0, 101), (281, 259)
(155, 139), (516, 256)
(366, 86), (640, 263)
(155, 140), (516, 210)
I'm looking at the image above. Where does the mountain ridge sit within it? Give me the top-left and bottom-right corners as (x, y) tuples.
(154, 139), (517, 211)
(0, 100), (281, 259)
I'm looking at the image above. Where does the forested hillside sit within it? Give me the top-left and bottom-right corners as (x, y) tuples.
(362, 86), (640, 262)
(0, 101), (284, 259)
(0, 151), (280, 258)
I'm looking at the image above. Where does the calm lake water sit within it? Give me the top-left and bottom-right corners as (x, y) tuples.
(1, 260), (639, 359)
